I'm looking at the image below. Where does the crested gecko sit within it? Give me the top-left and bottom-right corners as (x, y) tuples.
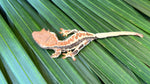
(32, 28), (143, 61)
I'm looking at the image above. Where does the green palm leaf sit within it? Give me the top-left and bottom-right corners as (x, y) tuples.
(0, 0), (150, 83)
(124, 0), (150, 18)
(0, 15), (46, 83)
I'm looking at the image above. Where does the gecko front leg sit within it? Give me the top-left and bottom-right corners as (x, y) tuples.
(59, 28), (78, 36)
(62, 39), (92, 61)
(50, 48), (61, 58)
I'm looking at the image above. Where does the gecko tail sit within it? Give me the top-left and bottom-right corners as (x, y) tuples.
(95, 31), (143, 39)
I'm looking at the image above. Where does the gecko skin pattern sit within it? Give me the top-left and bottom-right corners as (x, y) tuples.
(32, 28), (143, 61)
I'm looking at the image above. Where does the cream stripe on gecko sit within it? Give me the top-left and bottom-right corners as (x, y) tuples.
(32, 28), (143, 61)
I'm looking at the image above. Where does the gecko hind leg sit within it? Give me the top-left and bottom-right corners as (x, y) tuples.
(62, 39), (92, 61)
(59, 28), (78, 36)
(50, 49), (61, 58)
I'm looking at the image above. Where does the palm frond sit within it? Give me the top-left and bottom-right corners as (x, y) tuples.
(0, 0), (150, 83)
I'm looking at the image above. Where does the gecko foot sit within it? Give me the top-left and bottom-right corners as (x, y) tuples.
(50, 52), (60, 58)
(59, 28), (70, 37)
(50, 55), (58, 58)
(62, 51), (76, 61)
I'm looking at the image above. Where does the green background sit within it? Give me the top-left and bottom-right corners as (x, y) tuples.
(0, 0), (150, 84)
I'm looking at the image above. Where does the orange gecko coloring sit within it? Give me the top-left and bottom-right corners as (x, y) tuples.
(32, 28), (143, 61)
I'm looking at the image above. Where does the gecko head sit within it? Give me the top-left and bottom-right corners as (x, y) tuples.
(32, 28), (58, 48)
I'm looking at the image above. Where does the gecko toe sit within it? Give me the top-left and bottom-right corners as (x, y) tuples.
(60, 28), (64, 31)
(59, 31), (63, 34)
(62, 56), (67, 59)
(50, 55), (58, 58)
(72, 57), (76, 61)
